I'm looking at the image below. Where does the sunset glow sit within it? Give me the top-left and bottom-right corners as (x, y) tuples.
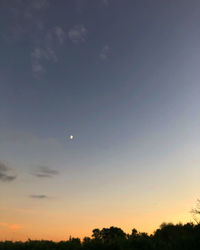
(1, 0), (200, 242)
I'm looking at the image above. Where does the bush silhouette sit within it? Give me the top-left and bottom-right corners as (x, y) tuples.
(1, 223), (200, 249)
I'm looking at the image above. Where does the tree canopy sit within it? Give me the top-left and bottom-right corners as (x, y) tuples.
(1, 223), (200, 250)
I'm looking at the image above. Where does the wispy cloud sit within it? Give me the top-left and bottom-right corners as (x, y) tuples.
(31, 48), (45, 73)
(1, 0), (66, 75)
(29, 194), (49, 199)
(100, 45), (110, 60)
(32, 166), (59, 178)
(55, 26), (66, 45)
(0, 161), (17, 182)
(68, 24), (87, 43)
(31, 25), (66, 75)
(0, 222), (21, 231)
(32, 62), (44, 74)
(31, 47), (51, 74)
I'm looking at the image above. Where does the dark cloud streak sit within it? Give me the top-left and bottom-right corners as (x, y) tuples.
(32, 166), (59, 178)
(29, 194), (49, 199)
(0, 161), (17, 182)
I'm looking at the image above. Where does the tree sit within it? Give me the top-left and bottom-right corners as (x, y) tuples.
(191, 199), (200, 224)
(131, 228), (138, 238)
(92, 227), (126, 243)
(92, 228), (101, 240)
(100, 226), (126, 242)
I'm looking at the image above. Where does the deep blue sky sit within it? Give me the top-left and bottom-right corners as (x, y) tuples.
(1, 0), (200, 240)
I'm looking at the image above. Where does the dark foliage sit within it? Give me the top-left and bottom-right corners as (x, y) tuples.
(1, 223), (200, 250)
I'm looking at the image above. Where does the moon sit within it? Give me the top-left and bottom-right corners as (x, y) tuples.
(69, 135), (73, 140)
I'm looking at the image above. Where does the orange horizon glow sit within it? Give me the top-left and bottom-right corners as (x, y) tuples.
(0, 198), (195, 242)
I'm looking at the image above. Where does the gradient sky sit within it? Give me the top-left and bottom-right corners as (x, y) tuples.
(1, 0), (200, 241)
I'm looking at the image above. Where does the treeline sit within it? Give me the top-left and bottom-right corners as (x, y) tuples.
(1, 223), (200, 250)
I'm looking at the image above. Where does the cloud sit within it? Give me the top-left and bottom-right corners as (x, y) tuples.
(32, 61), (44, 74)
(31, 26), (66, 75)
(29, 194), (49, 199)
(31, 47), (46, 73)
(0, 161), (17, 182)
(100, 45), (109, 60)
(68, 24), (87, 43)
(32, 166), (59, 178)
(2, 1), (66, 75)
(31, 47), (44, 59)
(55, 26), (66, 45)
(0, 162), (8, 172)
(0, 222), (21, 231)
(0, 174), (16, 182)
(2, 1), (65, 74)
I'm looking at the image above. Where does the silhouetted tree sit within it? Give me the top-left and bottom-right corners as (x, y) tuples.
(191, 199), (200, 224)
(2, 222), (200, 250)
(100, 226), (126, 242)
(92, 228), (101, 240)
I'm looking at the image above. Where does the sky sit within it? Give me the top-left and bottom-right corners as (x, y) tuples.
(1, 0), (200, 241)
